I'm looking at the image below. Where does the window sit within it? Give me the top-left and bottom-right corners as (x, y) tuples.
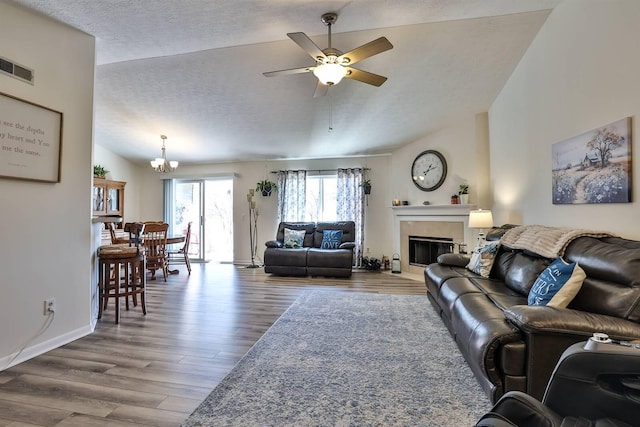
(305, 175), (337, 222)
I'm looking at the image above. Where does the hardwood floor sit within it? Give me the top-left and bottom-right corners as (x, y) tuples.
(0, 264), (426, 426)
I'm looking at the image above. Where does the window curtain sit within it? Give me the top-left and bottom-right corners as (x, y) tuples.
(337, 168), (365, 267)
(277, 170), (307, 222)
(163, 179), (174, 235)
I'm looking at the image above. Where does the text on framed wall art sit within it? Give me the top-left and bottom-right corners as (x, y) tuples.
(0, 92), (63, 183)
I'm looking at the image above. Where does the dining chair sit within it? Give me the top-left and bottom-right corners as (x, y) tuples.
(168, 221), (192, 275)
(124, 222), (145, 248)
(107, 222), (129, 245)
(143, 222), (169, 281)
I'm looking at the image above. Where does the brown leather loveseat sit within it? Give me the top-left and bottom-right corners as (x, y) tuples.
(424, 224), (640, 403)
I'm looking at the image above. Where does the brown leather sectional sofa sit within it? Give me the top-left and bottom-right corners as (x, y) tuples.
(264, 221), (356, 277)
(424, 224), (640, 403)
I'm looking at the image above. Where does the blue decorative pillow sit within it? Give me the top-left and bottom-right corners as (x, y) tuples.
(321, 229), (343, 249)
(528, 257), (586, 308)
(283, 228), (306, 248)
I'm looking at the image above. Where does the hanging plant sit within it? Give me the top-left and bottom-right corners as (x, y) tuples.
(256, 180), (277, 197)
(93, 164), (108, 178)
(361, 179), (372, 195)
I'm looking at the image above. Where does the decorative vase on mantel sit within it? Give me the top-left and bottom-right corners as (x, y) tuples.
(458, 184), (469, 204)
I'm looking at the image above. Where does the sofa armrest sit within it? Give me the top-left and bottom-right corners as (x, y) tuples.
(339, 242), (355, 250)
(265, 240), (283, 248)
(505, 305), (640, 338)
(437, 253), (470, 268)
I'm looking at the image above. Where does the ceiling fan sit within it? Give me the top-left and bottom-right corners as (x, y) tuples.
(263, 12), (393, 98)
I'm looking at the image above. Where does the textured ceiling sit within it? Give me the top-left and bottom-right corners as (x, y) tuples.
(8, 0), (561, 165)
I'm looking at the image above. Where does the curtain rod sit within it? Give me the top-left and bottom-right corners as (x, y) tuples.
(270, 167), (370, 174)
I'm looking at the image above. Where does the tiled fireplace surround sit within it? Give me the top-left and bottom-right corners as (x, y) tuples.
(391, 205), (475, 275)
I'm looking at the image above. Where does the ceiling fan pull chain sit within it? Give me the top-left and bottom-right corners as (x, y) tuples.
(328, 90), (333, 133)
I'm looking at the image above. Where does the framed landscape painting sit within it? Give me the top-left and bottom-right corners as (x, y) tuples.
(552, 117), (631, 204)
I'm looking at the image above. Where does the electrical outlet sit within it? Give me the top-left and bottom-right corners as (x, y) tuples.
(366, 247), (370, 253)
(44, 298), (56, 315)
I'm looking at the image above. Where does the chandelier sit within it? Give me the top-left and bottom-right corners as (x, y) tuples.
(150, 135), (178, 173)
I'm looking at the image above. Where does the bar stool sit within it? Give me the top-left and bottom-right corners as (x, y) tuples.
(98, 245), (146, 323)
(97, 222), (146, 324)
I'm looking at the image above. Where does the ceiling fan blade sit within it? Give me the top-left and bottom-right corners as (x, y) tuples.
(339, 37), (393, 65)
(287, 32), (326, 61)
(313, 80), (329, 98)
(344, 67), (388, 87)
(263, 66), (314, 77)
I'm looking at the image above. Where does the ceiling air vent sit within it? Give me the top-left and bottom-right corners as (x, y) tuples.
(0, 56), (34, 85)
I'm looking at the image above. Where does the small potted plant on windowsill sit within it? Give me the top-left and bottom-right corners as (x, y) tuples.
(361, 179), (372, 195)
(93, 164), (108, 179)
(256, 180), (277, 197)
(458, 184), (469, 204)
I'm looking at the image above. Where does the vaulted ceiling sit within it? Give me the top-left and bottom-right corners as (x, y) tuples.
(8, 0), (561, 165)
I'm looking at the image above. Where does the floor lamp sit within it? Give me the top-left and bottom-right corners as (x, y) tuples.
(246, 190), (261, 268)
(468, 209), (494, 248)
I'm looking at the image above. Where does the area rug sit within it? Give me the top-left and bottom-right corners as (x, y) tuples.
(183, 291), (491, 426)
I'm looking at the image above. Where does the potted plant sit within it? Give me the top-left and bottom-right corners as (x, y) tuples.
(458, 184), (469, 204)
(93, 164), (108, 179)
(361, 179), (372, 195)
(256, 180), (277, 196)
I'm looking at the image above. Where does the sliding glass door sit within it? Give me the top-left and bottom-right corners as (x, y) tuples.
(173, 180), (204, 260)
(165, 178), (234, 263)
(203, 179), (233, 262)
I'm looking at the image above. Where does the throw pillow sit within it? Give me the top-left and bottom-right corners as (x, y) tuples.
(528, 257), (586, 308)
(466, 241), (500, 278)
(320, 229), (343, 249)
(283, 228), (306, 248)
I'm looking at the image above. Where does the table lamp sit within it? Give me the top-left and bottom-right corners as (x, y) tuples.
(468, 209), (494, 247)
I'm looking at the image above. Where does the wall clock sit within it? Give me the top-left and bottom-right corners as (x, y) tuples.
(411, 150), (447, 191)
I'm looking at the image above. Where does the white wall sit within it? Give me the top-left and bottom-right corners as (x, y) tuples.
(392, 113), (490, 208)
(490, 0), (640, 237)
(0, 2), (95, 366)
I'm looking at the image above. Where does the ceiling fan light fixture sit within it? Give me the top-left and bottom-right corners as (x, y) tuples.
(313, 63), (347, 85)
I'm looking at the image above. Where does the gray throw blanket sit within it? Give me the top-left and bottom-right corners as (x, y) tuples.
(500, 225), (614, 258)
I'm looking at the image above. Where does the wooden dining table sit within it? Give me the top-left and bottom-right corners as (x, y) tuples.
(109, 231), (186, 274)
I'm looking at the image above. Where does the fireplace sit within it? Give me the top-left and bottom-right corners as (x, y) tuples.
(408, 235), (454, 267)
(393, 206), (472, 275)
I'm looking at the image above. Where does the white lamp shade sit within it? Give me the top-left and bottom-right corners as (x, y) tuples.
(313, 63), (347, 85)
(169, 160), (179, 169)
(468, 209), (494, 229)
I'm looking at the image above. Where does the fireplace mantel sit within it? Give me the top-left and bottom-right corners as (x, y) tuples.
(391, 204), (476, 217)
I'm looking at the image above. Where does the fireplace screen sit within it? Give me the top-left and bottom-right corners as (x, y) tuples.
(409, 235), (454, 267)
